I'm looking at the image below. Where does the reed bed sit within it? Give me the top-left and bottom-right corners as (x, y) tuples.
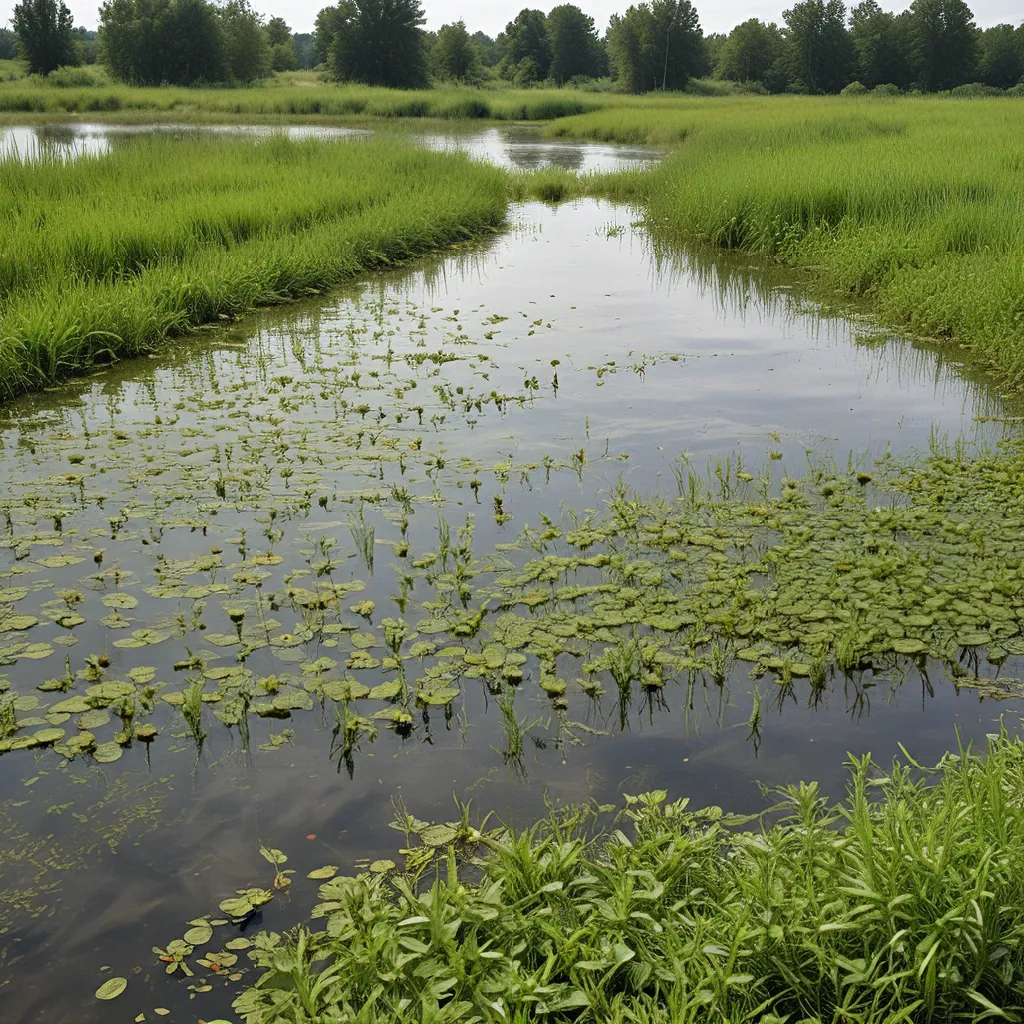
(550, 96), (1024, 390)
(0, 134), (507, 398)
(236, 731), (1024, 1023)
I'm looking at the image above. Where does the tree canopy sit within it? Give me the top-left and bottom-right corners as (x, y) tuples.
(431, 20), (481, 82)
(0, 26), (19, 60)
(547, 4), (604, 84)
(321, 0), (428, 88)
(99, 0), (268, 85)
(607, 0), (704, 93)
(13, 0), (78, 75)
(909, 0), (978, 91)
(783, 0), (852, 93)
(715, 18), (786, 89)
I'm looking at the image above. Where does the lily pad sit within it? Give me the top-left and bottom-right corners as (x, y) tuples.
(95, 977), (128, 1000)
(93, 741), (123, 764)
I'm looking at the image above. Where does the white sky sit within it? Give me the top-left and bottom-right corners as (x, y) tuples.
(2, 0), (1021, 39)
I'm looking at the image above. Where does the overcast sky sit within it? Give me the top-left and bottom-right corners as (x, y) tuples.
(2, 0), (1021, 39)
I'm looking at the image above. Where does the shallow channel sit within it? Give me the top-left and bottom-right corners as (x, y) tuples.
(0, 135), (1021, 1023)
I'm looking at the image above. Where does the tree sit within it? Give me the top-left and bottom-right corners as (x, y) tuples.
(71, 25), (100, 63)
(547, 4), (602, 84)
(850, 1), (913, 88)
(13, 0), (78, 75)
(431, 20), (480, 82)
(293, 32), (315, 68)
(471, 31), (499, 66)
(978, 23), (1022, 89)
(501, 9), (550, 80)
(607, 0), (703, 93)
(265, 16), (295, 70)
(783, 0), (852, 92)
(219, 0), (269, 83)
(907, 0), (977, 90)
(100, 0), (226, 85)
(716, 18), (786, 88)
(329, 0), (427, 89)
(0, 27), (18, 60)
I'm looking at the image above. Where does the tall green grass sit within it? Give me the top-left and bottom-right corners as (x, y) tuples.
(235, 731), (1024, 1023)
(550, 96), (1024, 390)
(0, 79), (610, 120)
(0, 134), (507, 398)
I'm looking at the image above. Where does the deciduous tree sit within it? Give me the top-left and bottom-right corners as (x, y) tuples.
(908, 0), (977, 91)
(500, 9), (551, 81)
(977, 23), (1021, 89)
(607, 0), (703, 93)
(716, 18), (786, 89)
(431, 20), (480, 82)
(329, 0), (427, 89)
(783, 0), (852, 93)
(219, 0), (270, 84)
(0, 27), (18, 61)
(13, 0), (78, 75)
(547, 4), (602, 84)
(850, 1), (913, 88)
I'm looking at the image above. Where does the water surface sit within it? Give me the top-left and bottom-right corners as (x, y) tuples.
(0, 121), (660, 172)
(0, 198), (1020, 1024)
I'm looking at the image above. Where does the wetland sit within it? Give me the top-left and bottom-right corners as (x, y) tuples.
(2, 108), (1024, 1023)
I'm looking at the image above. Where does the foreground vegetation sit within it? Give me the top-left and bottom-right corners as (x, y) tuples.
(0, 133), (506, 398)
(235, 731), (1024, 1022)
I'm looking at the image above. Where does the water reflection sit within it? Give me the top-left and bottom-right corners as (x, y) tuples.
(0, 122), (660, 173)
(0, 198), (1021, 1024)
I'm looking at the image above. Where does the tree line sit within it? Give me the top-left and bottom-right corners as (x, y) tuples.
(5, 0), (1023, 94)
(6, 0), (315, 80)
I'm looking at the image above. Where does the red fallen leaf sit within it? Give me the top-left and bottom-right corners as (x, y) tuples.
(306, 834), (316, 840)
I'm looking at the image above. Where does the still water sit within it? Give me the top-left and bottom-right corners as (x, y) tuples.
(0, 121), (660, 173)
(0, 182), (1020, 1020)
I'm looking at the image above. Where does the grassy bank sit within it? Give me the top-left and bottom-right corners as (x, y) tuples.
(550, 96), (1024, 391)
(235, 731), (1024, 1023)
(0, 134), (507, 398)
(0, 77), (616, 120)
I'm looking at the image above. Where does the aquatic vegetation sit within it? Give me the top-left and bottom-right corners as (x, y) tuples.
(233, 731), (1024, 1023)
(0, 81), (610, 120)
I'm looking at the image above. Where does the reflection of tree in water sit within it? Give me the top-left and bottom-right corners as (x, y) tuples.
(503, 127), (587, 173)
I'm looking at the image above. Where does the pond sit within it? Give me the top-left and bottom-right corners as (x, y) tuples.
(0, 121), (661, 173)
(1, 189), (1022, 1022)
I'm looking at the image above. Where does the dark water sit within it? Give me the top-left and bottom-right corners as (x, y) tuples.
(0, 199), (1020, 1024)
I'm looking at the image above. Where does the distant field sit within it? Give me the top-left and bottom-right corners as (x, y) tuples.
(0, 134), (506, 398)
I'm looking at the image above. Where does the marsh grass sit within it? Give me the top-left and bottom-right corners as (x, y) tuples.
(0, 79), (609, 120)
(549, 96), (1024, 390)
(235, 730), (1024, 1023)
(0, 133), (506, 398)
